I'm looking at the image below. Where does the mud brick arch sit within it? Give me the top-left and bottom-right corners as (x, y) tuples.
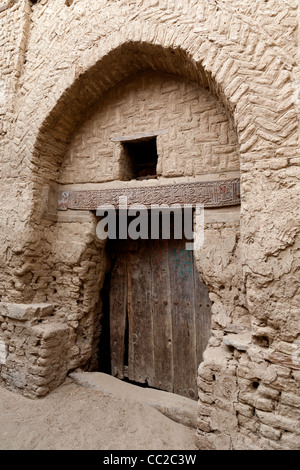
(8, 33), (246, 400)
(1, 4), (300, 450)
(14, 17), (296, 291)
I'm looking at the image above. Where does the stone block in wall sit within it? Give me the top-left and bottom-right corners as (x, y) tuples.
(269, 351), (300, 371)
(281, 392), (300, 409)
(280, 432), (300, 449)
(223, 332), (251, 351)
(214, 397), (235, 413)
(197, 429), (232, 451)
(0, 339), (7, 365)
(196, 432), (215, 451)
(261, 366), (278, 386)
(24, 322), (71, 397)
(256, 410), (300, 434)
(198, 403), (212, 417)
(237, 414), (258, 433)
(237, 362), (268, 381)
(234, 402), (254, 418)
(258, 384), (280, 400)
(276, 404), (300, 423)
(0, 316), (72, 398)
(0, 302), (53, 321)
(197, 377), (213, 393)
(198, 391), (214, 405)
(251, 396), (275, 413)
(210, 408), (238, 434)
(214, 374), (238, 402)
(198, 367), (214, 383)
(31, 321), (70, 342)
(197, 418), (211, 433)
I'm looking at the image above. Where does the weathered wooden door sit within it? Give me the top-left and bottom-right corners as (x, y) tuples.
(108, 238), (211, 400)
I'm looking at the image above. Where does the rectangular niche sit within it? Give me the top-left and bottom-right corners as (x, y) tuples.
(112, 130), (166, 181)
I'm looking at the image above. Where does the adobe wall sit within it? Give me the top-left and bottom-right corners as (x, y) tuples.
(0, 0), (299, 450)
(60, 71), (239, 182)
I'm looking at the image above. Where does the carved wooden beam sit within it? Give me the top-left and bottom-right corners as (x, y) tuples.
(58, 178), (240, 211)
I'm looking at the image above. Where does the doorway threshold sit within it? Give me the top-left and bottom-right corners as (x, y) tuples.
(69, 371), (197, 429)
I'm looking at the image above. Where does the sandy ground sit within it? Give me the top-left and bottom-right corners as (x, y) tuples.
(0, 378), (198, 450)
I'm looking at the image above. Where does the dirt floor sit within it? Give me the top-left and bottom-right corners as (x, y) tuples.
(0, 378), (198, 450)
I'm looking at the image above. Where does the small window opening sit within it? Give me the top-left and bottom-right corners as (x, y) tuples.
(122, 137), (158, 180)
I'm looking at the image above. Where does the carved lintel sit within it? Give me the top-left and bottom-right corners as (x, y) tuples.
(57, 179), (240, 211)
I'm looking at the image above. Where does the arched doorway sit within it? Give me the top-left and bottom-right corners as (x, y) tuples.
(54, 68), (240, 400)
(20, 48), (242, 404)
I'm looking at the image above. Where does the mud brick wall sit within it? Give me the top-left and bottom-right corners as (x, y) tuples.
(0, 303), (71, 397)
(0, 0), (299, 450)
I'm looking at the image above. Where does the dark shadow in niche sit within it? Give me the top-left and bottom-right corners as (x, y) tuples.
(122, 137), (158, 180)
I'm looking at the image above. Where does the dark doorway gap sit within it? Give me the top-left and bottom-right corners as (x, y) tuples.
(98, 268), (112, 375)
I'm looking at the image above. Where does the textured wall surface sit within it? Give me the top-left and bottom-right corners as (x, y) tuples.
(0, 0), (300, 450)
(60, 71), (239, 183)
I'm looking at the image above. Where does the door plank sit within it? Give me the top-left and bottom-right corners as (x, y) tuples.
(168, 239), (198, 400)
(127, 242), (155, 385)
(149, 239), (173, 392)
(110, 252), (127, 379)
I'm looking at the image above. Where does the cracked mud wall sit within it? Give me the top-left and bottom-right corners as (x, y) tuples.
(0, 0), (300, 450)
(196, 160), (300, 450)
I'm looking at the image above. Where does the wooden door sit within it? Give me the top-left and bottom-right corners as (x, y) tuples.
(108, 238), (211, 400)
